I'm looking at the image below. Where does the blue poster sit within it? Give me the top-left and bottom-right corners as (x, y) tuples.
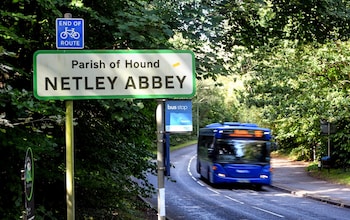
(165, 100), (192, 132)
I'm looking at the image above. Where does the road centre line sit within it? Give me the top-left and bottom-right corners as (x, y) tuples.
(207, 187), (220, 194)
(196, 181), (205, 186)
(187, 153), (285, 218)
(252, 206), (285, 218)
(225, 196), (244, 204)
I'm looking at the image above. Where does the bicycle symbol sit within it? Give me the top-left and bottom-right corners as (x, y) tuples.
(60, 27), (80, 39)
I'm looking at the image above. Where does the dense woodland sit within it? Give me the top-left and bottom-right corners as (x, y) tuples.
(1, 0), (350, 219)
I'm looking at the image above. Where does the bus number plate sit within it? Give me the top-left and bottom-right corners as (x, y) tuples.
(237, 179), (250, 183)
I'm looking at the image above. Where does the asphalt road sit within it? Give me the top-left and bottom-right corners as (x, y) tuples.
(144, 145), (350, 220)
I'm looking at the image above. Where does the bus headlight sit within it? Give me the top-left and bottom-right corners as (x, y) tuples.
(260, 174), (269, 179)
(218, 173), (226, 177)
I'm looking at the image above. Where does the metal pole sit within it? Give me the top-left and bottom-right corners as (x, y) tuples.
(328, 122), (331, 157)
(156, 99), (165, 220)
(63, 12), (75, 220)
(196, 103), (199, 137)
(66, 100), (75, 220)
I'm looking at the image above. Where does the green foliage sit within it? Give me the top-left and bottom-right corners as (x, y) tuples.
(73, 99), (157, 218)
(239, 39), (350, 163)
(193, 79), (239, 134)
(221, 0), (350, 49)
(3, 0), (350, 218)
(0, 0), (193, 218)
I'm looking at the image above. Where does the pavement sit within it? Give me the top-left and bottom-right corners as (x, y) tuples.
(270, 157), (350, 208)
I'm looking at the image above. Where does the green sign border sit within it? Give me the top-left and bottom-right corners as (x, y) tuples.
(33, 50), (196, 100)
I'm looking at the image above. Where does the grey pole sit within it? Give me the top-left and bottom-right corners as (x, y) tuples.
(328, 122), (331, 157)
(156, 99), (166, 220)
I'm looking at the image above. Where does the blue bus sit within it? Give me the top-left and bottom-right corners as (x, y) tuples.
(197, 122), (273, 189)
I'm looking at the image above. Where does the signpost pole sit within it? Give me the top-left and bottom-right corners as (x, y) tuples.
(63, 12), (75, 220)
(66, 100), (75, 220)
(328, 122), (331, 157)
(156, 99), (166, 220)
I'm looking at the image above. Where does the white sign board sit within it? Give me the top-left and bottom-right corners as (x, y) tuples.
(56, 18), (84, 49)
(33, 50), (196, 100)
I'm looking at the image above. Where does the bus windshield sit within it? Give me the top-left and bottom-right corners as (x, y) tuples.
(212, 139), (270, 164)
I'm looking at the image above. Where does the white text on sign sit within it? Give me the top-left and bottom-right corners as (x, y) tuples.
(167, 104), (189, 110)
(58, 20), (82, 26)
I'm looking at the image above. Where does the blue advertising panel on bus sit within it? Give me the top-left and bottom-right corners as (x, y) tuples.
(165, 100), (192, 133)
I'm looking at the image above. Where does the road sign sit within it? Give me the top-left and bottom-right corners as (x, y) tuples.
(56, 18), (84, 49)
(165, 100), (193, 132)
(24, 147), (35, 220)
(33, 50), (196, 100)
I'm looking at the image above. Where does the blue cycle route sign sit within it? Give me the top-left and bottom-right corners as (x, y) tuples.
(56, 18), (84, 49)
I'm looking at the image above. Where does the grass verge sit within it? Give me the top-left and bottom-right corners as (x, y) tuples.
(307, 162), (350, 186)
(170, 140), (197, 151)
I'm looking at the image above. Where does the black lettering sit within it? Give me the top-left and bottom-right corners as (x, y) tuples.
(72, 60), (78, 69)
(125, 60), (132, 68)
(140, 62), (146, 68)
(107, 76), (118, 89)
(85, 77), (93, 90)
(176, 76), (186, 88)
(154, 60), (159, 68)
(165, 76), (174, 88)
(124, 60), (159, 68)
(96, 77), (105, 89)
(152, 76), (162, 89)
(72, 77), (82, 90)
(45, 77), (57, 90)
(98, 60), (106, 68)
(61, 77), (70, 90)
(125, 76), (136, 89)
(139, 76), (149, 89)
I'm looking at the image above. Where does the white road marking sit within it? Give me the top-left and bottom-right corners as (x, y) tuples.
(187, 153), (285, 219)
(207, 187), (220, 194)
(197, 181), (205, 186)
(225, 195), (244, 204)
(252, 206), (285, 218)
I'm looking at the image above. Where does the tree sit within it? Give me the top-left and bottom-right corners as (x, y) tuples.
(238, 39), (350, 162)
(220, 0), (350, 49)
(0, 0), (196, 218)
(216, 0), (350, 163)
